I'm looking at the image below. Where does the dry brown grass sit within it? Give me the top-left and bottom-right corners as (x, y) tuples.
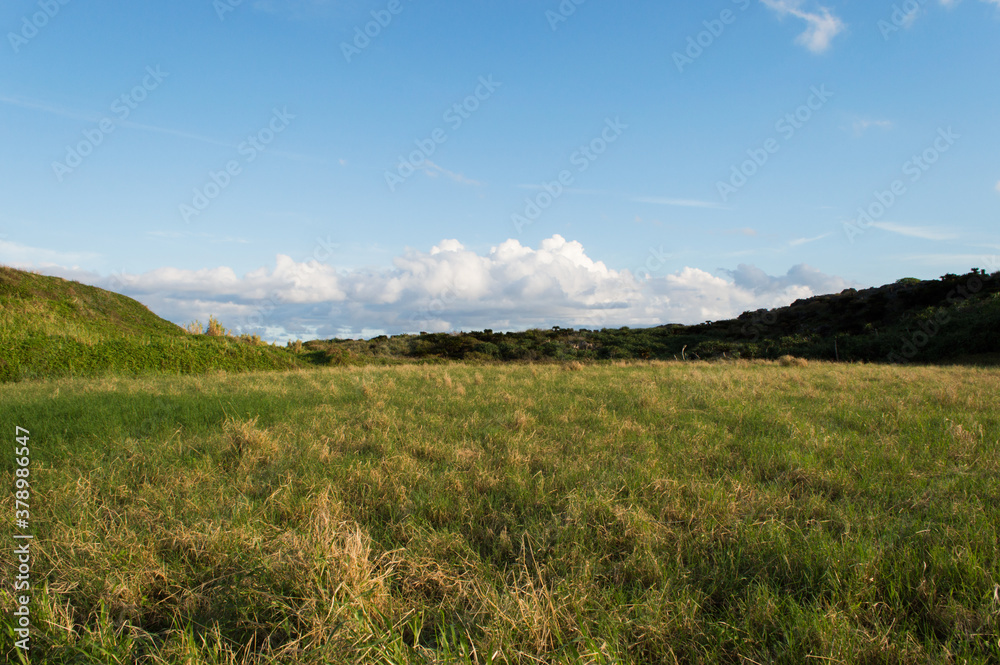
(779, 354), (809, 367)
(222, 416), (278, 472)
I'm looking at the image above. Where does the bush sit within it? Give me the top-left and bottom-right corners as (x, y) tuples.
(205, 315), (228, 337)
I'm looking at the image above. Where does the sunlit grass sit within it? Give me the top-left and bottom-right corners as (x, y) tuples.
(1, 361), (998, 663)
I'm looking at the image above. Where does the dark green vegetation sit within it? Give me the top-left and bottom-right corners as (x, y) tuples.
(305, 269), (1000, 366)
(2, 362), (998, 663)
(0, 267), (299, 383)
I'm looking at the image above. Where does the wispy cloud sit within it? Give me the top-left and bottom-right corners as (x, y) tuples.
(630, 196), (727, 209)
(421, 160), (483, 187)
(0, 239), (101, 267)
(789, 232), (832, 246)
(852, 118), (894, 137)
(146, 231), (251, 244)
(901, 253), (996, 267)
(0, 94), (102, 123)
(0, 93), (231, 148)
(0, 93), (316, 161)
(512, 188), (725, 209)
(870, 222), (959, 241)
(893, 0), (1000, 31)
(516, 184), (616, 196)
(760, 0), (846, 53)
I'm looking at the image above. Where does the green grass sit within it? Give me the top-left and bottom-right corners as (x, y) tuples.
(1, 361), (998, 663)
(0, 267), (302, 382)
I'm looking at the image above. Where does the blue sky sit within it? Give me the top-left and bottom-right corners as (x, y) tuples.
(2, 0), (998, 340)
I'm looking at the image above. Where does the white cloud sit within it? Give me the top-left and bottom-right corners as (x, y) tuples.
(0, 94), (316, 162)
(88, 237), (857, 341)
(852, 119), (894, 136)
(420, 160), (482, 187)
(723, 263), (851, 297)
(10, 236), (854, 342)
(760, 0), (846, 53)
(891, 0), (1000, 31)
(994, 180), (1000, 193)
(789, 232), (832, 246)
(869, 222), (959, 241)
(0, 239), (101, 268)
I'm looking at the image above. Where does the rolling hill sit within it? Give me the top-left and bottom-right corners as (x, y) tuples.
(0, 266), (300, 382)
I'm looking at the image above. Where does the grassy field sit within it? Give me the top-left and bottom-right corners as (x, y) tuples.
(2, 360), (998, 663)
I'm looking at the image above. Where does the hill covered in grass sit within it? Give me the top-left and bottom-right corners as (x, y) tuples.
(0, 266), (300, 382)
(303, 269), (1000, 365)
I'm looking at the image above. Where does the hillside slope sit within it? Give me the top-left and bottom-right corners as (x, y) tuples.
(0, 267), (300, 382)
(0, 266), (187, 341)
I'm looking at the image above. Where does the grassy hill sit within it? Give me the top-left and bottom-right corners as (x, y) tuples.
(0, 266), (301, 382)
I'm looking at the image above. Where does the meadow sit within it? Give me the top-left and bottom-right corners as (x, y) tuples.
(1, 360), (998, 663)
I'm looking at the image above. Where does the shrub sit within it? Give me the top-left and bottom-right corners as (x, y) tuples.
(205, 315), (228, 337)
(238, 333), (264, 346)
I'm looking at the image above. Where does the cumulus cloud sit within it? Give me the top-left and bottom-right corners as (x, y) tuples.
(724, 263), (851, 297)
(16, 236), (854, 342)
(760, 0), (846, 53)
